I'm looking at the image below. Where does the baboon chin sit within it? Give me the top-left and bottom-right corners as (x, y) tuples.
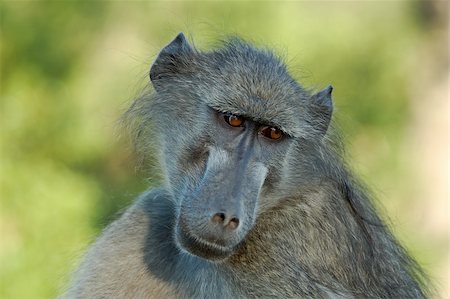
(174, 216), (240, 261)
(63, 33), (430, 299)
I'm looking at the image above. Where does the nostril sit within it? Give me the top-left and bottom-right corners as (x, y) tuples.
(212, 212), (226, 224)
(211, 213), (240, 230)
(228, 217), (240, 230)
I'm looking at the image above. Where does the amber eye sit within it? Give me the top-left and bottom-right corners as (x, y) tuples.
(223, 113), (245, 127)
(260, 126), (284, 140)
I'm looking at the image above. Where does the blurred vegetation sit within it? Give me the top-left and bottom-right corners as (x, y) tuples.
(1, 2), (447, 298)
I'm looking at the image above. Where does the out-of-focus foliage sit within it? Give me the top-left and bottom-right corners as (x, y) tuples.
(1, 2), (447, 298)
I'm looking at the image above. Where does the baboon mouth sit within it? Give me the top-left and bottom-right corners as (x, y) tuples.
(175, 222), (238, 262)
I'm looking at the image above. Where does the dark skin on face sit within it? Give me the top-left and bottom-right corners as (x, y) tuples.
(174, 109), (287, 261)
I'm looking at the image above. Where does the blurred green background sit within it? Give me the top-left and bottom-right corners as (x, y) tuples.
(1, 1), (448, 298)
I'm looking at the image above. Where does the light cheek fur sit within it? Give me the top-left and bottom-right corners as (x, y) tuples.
(205, 146), (230, 171)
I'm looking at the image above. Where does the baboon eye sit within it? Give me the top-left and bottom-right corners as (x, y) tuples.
(260, 126), (284, 140)
(223, 113), (245, 127)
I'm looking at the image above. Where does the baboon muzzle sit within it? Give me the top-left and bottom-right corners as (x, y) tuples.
(175, 143), (267, 261)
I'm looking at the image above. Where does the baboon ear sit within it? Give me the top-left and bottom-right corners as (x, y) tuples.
(150, 33), (193, 90)
(310, 85), (333, 136)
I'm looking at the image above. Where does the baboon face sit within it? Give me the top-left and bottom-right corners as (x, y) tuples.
(173, 111), (292, 261)
(149, 33), (332, 261)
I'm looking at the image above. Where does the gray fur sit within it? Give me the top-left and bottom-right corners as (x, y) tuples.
(63, 33), (429, 298)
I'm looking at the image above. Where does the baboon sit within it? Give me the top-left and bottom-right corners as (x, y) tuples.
(64, 33), (429, 298)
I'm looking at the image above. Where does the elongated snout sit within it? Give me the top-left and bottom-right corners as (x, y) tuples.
(175, 138), (268, 261)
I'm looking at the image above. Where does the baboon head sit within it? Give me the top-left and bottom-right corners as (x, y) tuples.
(147, 33), (333, 262)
